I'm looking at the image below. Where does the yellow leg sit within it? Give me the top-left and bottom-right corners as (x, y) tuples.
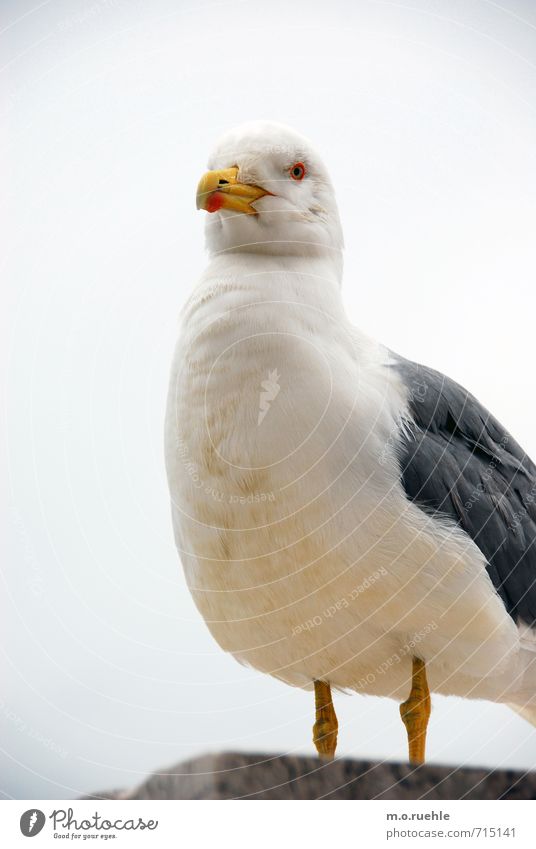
(313, 680), (338, 760)
(399, 657), (431, 765)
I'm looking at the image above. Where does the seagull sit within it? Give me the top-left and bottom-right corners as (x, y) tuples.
(165, 121), (536, 764)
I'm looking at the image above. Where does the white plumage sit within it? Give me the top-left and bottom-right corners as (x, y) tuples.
(165, 122), (536, 745)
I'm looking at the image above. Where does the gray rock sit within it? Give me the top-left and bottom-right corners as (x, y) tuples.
(86, 752), (536, 800)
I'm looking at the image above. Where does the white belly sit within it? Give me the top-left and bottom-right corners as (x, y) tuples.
(166, 263), (524, 704)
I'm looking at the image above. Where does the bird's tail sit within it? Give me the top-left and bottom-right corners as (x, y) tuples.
(509, 703), (536, 727)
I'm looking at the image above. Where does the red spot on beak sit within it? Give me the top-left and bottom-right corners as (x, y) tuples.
(206, 192), (224, 213)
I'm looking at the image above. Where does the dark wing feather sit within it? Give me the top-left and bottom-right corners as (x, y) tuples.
(392, 354), (536, 625)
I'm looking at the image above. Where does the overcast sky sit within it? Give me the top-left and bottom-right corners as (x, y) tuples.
(3, 0), (536, 799)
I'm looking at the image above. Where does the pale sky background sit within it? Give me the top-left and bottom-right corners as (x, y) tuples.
(3, 0), (536, 799)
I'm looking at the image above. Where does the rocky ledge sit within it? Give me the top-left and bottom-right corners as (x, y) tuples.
(86, 752), (536, 800)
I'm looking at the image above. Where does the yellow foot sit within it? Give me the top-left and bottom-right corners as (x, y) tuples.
(313, 680), (338, 760)
(399, 657), (431, 765)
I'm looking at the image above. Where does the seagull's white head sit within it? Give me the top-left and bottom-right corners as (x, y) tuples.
(196, 121), (344, 271)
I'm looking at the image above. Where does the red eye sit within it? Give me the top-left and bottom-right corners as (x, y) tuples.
(290, 162), (306, 181)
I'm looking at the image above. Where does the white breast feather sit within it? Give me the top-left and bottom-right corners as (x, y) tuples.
(166, 252), (535, 707)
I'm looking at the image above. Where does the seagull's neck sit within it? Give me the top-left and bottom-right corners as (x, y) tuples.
(201, 251), (343, 309)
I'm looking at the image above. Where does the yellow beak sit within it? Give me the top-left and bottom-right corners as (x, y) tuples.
(196, 166), (272, 215)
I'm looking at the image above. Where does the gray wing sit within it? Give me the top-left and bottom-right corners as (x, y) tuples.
(392, 353), (536, 625)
